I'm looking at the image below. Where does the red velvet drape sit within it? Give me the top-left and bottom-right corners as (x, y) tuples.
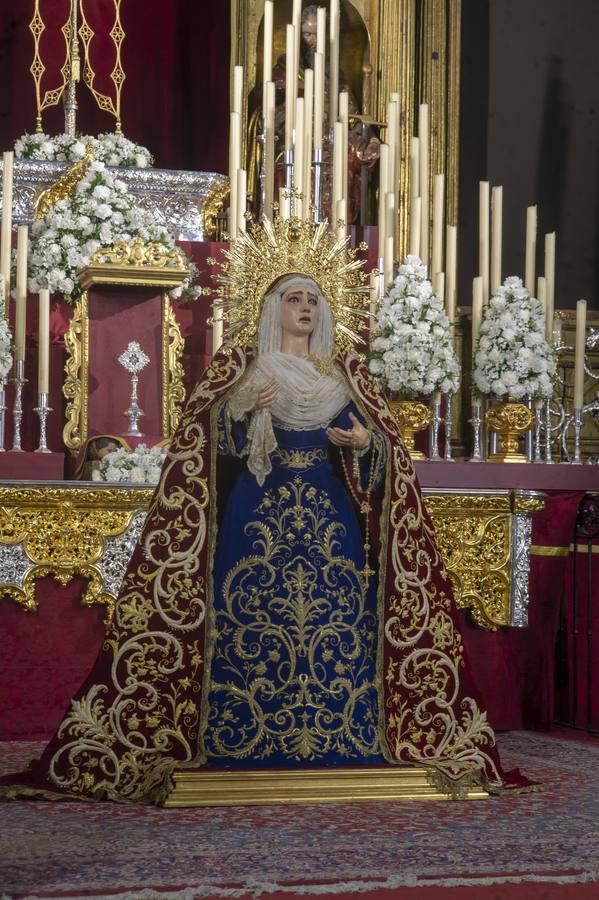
(0, 0), (230, 174)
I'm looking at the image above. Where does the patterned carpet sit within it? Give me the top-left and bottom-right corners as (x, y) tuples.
(1, 732), (598, 900)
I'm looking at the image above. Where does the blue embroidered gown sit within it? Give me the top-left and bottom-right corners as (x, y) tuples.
(205, 402), (386, 766)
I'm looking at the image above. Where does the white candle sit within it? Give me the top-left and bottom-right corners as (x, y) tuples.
(332, 121), (344, 217)
(292, 0), (301, 92)
(433, 271), (445, 306)
(279, 186), (290, 221)
(313, 52), (324, 151)
(432, 173), (445, 277)
(339, 91), (349, 207)
(263, 81), (275, 220)
(228, 112), (241, 240)
(329, 0), (340, 133)
(418, 104), (429, 266)
(479, 181), (489, 303)
(232, 65), (243, 116)
(316, 6), (326, 56)
(390, 91), (401, 203)
(384, 234), (394, 292)
(445, 224), (457, 323)
(38, 289), (50, 394)
(15, 225), (28, 362)
(237, 168), (247, 233)
(262, 1), (273, 108)
(410, 136), (419, 206)
(285, 24), (295, 150)
(212, 302), (223, 354)
(303, 67), (313, 213)
(294, 97), (305, 219)
(387, 99), (397, 193)
(525, 205), (537, 296)
(369, 270), (379, 340)
(552, 313), (562, 345)
(536, 276), (546, 331)
(472, 276), (483, 358)
(573, 299), (587, 410)
(544, 232), (556, 342)
(377, 143), (389, 260)
(336, 198), (346, 243)
(1, 151), (14, 313)
(490, 185), (503, 295)
(409, 197), (421, 258)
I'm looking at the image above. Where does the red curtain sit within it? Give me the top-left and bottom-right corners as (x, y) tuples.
(0, 0), (230, 174)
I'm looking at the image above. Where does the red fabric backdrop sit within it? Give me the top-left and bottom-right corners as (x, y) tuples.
(0, 0), (230, 173)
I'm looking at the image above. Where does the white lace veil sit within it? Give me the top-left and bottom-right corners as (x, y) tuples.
(229, 275), (349, 484)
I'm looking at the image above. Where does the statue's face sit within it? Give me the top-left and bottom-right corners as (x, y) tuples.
(301, 16), (317, 51)
(280, 285), (319, 337)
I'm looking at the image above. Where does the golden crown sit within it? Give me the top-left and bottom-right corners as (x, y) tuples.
(210, 215), (372, 355)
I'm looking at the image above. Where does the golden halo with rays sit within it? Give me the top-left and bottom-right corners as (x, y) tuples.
(209, 216), (372, 355)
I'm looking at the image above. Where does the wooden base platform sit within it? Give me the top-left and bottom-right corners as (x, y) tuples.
(163, 765), (489, 807)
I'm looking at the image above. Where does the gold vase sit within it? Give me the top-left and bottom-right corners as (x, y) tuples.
(485, 396), (534, 463)
(389, 399), (432, 460)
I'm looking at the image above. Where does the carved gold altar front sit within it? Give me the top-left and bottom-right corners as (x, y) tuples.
(233, 0), (461, 256)
(63, 242), (187, 453)
(0, 485), (543, 631)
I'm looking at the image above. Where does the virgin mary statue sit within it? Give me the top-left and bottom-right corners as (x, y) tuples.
(0, 219), (536, 803)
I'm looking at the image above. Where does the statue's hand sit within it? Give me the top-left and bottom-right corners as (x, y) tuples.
(326, 412), (370, 450)
(251, 378), (279, 411)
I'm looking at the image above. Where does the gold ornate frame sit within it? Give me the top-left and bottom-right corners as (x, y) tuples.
(63, 243), (187, 454)
(232, 0), (461, 258)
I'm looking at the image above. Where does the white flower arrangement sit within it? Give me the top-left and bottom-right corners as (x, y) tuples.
(0, 312), (13, 380)
(118, 341), (150, 374)
(15, 132), (154, 168)
(368, 255), (461, 398)
(473, 276), (556, 400)
(28, 160), (201, 303)
(91, 443), (167, 484)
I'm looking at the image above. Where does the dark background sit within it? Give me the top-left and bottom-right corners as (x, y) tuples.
(460, 0), (599, 310)
(0, 0), (596, 309)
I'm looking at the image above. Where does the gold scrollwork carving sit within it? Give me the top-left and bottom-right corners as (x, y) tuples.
(0, 487), (153, 619)
(202, 179), (230, 238)
(162, 296), (186, 438)
(34, 142), (95, 220)
(79, 240), (189, 289)
(63, 291), (88, 453)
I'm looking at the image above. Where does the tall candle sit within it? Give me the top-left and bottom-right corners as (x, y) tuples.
(294, 97), (305, 219)
(490, 185), (503, 295)
(15, 225), (28, 361)
(573, 299), (587, 409)
(262, 1), (273, 108)
(228, 112), (241, 239)
(445, 224), (457, 323)
(472, 276), (483, 358)
(339, 91), (349, 207)
(1, 150), (14, 313)
(292, 0), (301, 94)
(303, 67), (313, 212)
(387, 99), (397, 193)
(433, 271), (445, 306)
(237, 168), (247, 233)
(377, 143), (390, 259)
(285, 25), (295, 150)
(369, 270), (379, 337)
(316, 6), (326, 56)
(384, 234), (394, 292)
(525, 205), (537, 296)
(263, 81), (275, 220)
(38, 289), (50, 394)
(390, 91), (401, 203)
(432, 173), (445, 277)
(336, 198), (346, 243)
(332, 121), (344, 218)
(479, 181), (490, 303)
(410, 136), (419, 206)
(418, 104), (429, 266)
(279, 186), (290, 221)
(313, 52), (324, 151)
(212, 301), (223, 354)
(409, 197), (421, 258)
(536, 275), (546, 331)
(544, 232), (556, 342)
(232, 65), (243, 116)
(329, 0), (340, 133)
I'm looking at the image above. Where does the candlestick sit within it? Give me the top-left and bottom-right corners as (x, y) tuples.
(573, 299), (587, 409)
(0, 376), (5, 451)
(10, 358), (26, 452)
(34, 392), (53, 453)
(1, 151), (13, 314)
(38, 288), (50, 394)
(534, 400), (543, 463)
(430, 393), (442, 460)
(544, 399), (554, 464)
(479, 181), (490, 303)
(469, 398), (484, 462)
(444, 392), (455, 461)
(445, 224), (457, 322)
(544, 232), (556, 342)
(572, 409), (583, 465)
(15, 225), (28, 361)
(490, 185), (503, 295)
(262, 1), (273, 107)
(432, 173), (445, 278)
(418, 105), (429, 266)
(525, 205), (537, 296)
